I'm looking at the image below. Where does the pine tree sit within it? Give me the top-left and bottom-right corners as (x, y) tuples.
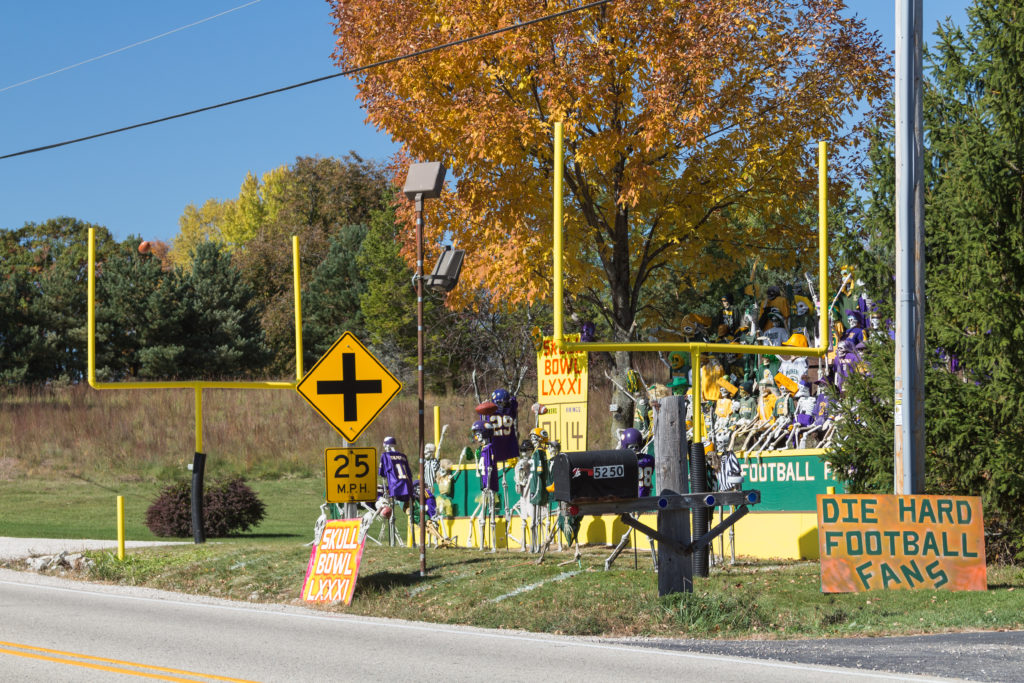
(138, 242), (270, 379)
(830, 0), (1024, 560)
(302, 223), (369, 366)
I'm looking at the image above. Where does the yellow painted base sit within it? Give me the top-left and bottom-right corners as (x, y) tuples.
(410, 511), (822, 559)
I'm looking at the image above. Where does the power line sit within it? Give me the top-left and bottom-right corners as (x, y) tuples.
(0, 0), (263, 94)
(0, 0), (612, 161)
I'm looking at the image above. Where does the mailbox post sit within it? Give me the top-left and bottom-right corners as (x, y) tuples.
(549, 394), (760, 596)
(654, 395), (692, 594)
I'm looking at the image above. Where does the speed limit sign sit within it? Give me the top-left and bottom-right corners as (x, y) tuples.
(325, 447), (378, 503)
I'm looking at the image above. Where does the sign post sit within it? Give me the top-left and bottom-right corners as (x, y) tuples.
(297, 331), (402, 601)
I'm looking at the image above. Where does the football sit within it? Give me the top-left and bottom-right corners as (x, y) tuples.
(138, 241), (151, 254)
(475, 400), (498, 415)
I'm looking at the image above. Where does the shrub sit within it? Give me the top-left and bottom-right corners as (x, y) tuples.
(145, 477), (266, 538)
(203, 477), (266, 536)
(144, 481), (192, 537)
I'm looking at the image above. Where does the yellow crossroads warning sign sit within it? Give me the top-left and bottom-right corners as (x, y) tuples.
(297, 332), (402, 442)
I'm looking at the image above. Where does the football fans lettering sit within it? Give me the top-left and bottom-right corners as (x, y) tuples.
(742, 460), (817, 482)
(536, 333), (589, 451)
(318, 525), (360, 551)
(818, 495), (986, 593)
(307, 578), (352, 601)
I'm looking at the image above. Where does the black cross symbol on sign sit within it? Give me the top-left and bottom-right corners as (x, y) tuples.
(317, 353), (382, 422)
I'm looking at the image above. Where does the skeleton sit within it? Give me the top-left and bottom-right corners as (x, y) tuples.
(787, 381), (818, 448)
(466, 420), (499, 552)
(309, 503), (329, 546)
(534, 440), (582, 564)
(748, 375), (797, 455)
(411, 479), (457, 549)
(378, 436), (413, 546)
(513, 450), (532, 551)
(358, 491), (402, 546)
(604, 428), (658, 571)
(731, 382), (778, 454)
(523, 427), (553, 553)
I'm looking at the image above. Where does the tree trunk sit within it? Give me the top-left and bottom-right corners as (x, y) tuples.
(609, 349), (634, 445)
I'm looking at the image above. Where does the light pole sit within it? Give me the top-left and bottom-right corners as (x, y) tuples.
(403, 162), (447, 577)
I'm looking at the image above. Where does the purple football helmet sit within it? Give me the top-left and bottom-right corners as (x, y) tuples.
(618, 428), (644, 452)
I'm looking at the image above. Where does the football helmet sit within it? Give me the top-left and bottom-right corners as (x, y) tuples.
(618, 427), (644, 453)
(471, 419), (492, 442)
(383, 436), (397, 452)
(491, 388), (510, 409)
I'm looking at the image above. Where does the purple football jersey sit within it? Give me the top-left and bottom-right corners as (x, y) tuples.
(478, 443), (499, 492)
(379, 451), (413, 501)
(486, 398), (519, 462)
(637, 452), (655, 497)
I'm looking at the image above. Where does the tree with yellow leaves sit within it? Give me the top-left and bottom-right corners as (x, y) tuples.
(328, 0), (888, 435)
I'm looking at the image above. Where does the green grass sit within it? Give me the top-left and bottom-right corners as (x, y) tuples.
(4, 386), (1024, 640)
(0, 477), (325, 540)
(51, 542), (1024, 639)
(2, 475), (1024, 639)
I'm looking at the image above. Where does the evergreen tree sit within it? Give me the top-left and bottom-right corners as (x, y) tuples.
(0, 219), (119, 384)
(302, 223), (369, 366)
(93, 237), (167, 380)
(830, 0), (1024, 559)
(138, 242), (270, 379)
(357, 205), (422, 379)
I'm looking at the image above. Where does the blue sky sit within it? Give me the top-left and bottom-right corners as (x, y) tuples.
(0, 1), (971, 244)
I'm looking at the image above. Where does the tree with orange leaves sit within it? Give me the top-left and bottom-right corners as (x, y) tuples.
(328, 0), (888, 436)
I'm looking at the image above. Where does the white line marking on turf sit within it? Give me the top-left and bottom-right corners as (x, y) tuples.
(489, 570), (580, 603)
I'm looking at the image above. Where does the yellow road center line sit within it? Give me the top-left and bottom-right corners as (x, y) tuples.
(0, 640), (258, 682)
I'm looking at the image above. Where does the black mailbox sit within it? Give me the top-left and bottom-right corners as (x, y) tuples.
(551, 450), (638, 503)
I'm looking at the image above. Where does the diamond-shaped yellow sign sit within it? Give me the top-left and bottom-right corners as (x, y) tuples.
(297, 332), (402, 442)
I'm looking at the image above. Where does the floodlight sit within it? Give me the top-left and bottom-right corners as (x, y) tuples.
(403, 162), (446, 200)
(426, 246), (464, 293)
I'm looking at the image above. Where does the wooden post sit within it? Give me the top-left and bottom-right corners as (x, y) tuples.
(654, 395), (692, 595)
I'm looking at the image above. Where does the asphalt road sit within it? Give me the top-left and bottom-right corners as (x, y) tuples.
(0, 569), (962, 682)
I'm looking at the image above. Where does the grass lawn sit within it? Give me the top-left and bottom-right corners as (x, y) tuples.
(3, 476), (1024, 640)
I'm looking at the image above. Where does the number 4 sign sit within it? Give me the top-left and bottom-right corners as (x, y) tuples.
(325, 447), (378, 503)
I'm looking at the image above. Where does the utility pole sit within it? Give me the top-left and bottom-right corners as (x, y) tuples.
(894, 0), (926, 494)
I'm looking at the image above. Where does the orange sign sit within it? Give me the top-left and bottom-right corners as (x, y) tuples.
(302, 519), (365, 604)
(818, 494), (986, 592)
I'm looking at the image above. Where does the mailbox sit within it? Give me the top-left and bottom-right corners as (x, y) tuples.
(551, 450), (638, 503)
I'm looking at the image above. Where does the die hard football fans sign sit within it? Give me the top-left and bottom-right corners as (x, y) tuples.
(537, 334), (588, 452)
(303, 519), (365, 604)
(818, 494), (985, 592)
